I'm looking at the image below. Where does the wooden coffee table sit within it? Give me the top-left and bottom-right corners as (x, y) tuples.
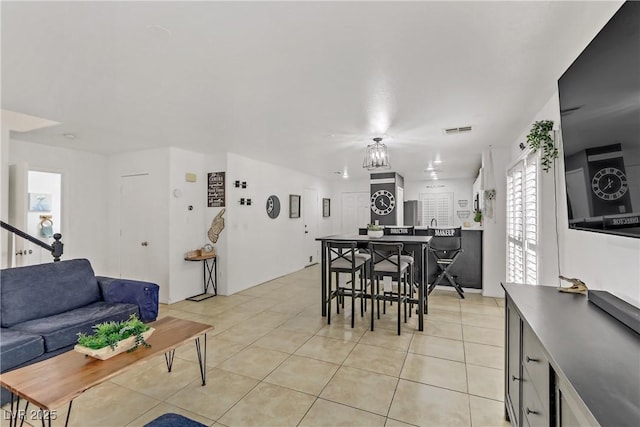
(0, 317), (213, 427)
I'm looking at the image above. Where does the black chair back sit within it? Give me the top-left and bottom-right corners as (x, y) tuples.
(384, 226), (415, 235)
(427, 227), (462, 252)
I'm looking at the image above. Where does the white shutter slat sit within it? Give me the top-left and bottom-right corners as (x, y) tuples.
(507, 154), (539, 285)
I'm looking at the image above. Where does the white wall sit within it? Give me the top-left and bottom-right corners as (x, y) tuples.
(509, 93), (640, 305)
(168, 147), (209, 303)
(203, 153), (229, 295)
(222, 152), (333, 295)
(481, 147), (510, 298)
(1, 128), (10, 267)
(9, 139), (110, 272)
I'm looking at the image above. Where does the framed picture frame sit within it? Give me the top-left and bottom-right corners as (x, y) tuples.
(322, 198), (330, 217)
(28, 193), (52, 212)
(289, 194), (301, 218)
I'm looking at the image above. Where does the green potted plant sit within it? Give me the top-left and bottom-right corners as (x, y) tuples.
(367, 223), (384, 238)
(473, 209), (483, 225)
(526, 120), (557, 172)
(75, 314), (153, 360)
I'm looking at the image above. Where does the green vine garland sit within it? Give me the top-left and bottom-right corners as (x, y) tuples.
(526, 120), (557, 172)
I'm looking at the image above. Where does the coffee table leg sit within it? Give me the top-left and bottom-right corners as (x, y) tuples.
(164, 349), (176, 372)
(195, 334), (207, 386)
(63, 401), (73, 427)
(19, 401), (28, 427)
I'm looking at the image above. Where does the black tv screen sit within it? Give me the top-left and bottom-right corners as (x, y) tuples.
(558, 1), (640, 238)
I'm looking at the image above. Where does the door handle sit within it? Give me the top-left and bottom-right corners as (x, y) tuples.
(305, 231), (309, 234)
(141, 241), (149, 246)
(15, 250), (23, 256)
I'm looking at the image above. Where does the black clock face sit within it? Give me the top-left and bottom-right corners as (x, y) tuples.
(371, 190), (396, 216)
(266, 195), (280, 218)
(591, 167), (628, 201)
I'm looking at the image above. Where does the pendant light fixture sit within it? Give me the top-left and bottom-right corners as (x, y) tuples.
(363, 137), (390, 170)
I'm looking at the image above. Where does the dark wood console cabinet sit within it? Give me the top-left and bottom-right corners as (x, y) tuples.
(503, 283), (640, 427)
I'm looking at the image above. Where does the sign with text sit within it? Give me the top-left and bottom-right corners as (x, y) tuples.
(207, 172), (226, 207)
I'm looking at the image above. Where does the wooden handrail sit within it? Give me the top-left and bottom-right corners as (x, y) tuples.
(1, 220), (64, 262)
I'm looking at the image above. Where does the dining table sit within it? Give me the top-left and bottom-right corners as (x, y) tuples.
(316, 234), (432, 331)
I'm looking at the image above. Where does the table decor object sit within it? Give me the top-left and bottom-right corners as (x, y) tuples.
(74, 314), (153, 360)
(367, 224), (384, 238)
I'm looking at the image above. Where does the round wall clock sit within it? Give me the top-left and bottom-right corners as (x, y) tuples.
(371, 190), (396, 216)
(266, 195), (281, 218)
(591, 167), (628, 201)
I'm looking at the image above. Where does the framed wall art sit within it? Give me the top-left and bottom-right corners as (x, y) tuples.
(28, 193), (52, 212)
(289, 194), (301, 218)
(322, 198), (330, 217)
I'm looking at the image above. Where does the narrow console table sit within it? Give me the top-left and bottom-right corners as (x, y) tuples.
(502, 283), (640, 427)
(185, 253), (217, 301)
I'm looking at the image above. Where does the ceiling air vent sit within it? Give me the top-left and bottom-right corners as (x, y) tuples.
(444, 126), (472, 135)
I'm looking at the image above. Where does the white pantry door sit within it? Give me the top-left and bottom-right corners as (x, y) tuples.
(119, 174), (153, 280)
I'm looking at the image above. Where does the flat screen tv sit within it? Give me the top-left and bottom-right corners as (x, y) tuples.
(558, 1), (640, 238)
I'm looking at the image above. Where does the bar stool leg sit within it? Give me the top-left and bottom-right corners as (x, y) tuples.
(351, 269), (356, 328)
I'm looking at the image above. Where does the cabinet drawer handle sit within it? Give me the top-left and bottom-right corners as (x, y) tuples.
(526, 356), (540, 363)
(526, 408), (539, 415)
(511, 375), (520, 382)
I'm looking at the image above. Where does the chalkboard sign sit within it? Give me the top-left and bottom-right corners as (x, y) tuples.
(208, 172), (225, 207)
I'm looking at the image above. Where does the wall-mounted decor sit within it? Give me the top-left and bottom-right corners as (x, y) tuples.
(457, 210), (470, 219)
(207, 172), (225, 207)
(266, 195), (281, 219)
(28, 193), (52, 212)
(323, 198), (331, 217)
(457, 200), (468, 207)
(207, 208), (225, 244)
(289, 194), (301, 218)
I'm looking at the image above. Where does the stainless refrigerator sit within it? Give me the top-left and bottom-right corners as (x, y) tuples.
(404, 200), (422, 226)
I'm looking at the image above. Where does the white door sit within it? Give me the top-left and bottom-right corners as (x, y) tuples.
(8, 163), (29, 267)
(120, 174), (152, 280)
(26, 170), (63, 265)
(341, 192), (370, 234)
(303, 188), (319, 265)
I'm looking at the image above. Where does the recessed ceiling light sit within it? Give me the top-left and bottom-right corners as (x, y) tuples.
(63, 133), (76, 140)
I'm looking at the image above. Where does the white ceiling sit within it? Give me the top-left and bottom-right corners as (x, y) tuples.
(1, 1), (622, 181)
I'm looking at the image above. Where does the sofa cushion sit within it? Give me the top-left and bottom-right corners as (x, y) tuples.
(0, 328), (45, 371)
(0, 259), (102, 327)
(10, 302), (139, 352)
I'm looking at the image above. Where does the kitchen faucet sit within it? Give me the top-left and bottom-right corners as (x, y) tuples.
(430, 218), (438, 227)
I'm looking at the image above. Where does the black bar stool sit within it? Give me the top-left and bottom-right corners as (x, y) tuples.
(368, 242), (411, 335)
(326, 241), (368, 328)
(426, 227), (464, 298)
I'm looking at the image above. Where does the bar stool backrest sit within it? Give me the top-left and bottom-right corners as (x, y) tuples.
(426, 227), (462, 252)
(327, 240), (359, 268)
(384, 226), (415, 235)
(368, 242), (404, 273)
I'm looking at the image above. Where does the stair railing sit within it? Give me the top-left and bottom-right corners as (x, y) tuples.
(1, 220), (64, 262)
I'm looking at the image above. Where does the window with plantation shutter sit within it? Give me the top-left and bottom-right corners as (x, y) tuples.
(420, 192), (453, 227)
(507, 153), (539, 285)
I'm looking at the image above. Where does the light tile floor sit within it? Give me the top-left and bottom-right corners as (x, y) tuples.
(1, 265), (510, 427)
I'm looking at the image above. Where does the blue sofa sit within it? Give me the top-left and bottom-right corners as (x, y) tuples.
(0, 258), (159, 404)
